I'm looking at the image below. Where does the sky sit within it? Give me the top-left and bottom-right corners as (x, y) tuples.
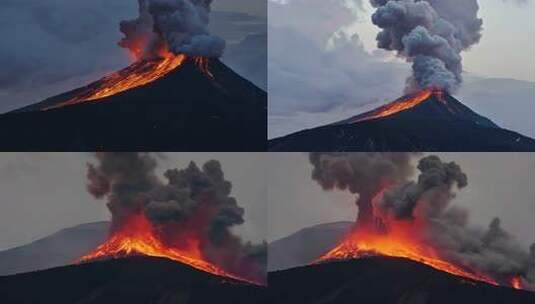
(268, 153), (535, 251)
(0, 153), (267, 251)
(268, 0), (535, 138)
(0, 0), (266, 113)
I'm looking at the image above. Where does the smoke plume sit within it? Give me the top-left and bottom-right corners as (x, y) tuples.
(309, 152), (416, 226)
(119, 0), (225, 59)
(87, 152), (265, 282)
(370, 0), (483, 93)
(310, 153), (535, 289)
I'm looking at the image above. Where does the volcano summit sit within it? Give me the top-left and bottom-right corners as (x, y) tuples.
(269, 89), (535, 151)
(0, 55), (266, 151)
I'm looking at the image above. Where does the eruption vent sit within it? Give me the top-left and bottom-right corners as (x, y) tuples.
(45, 0), (222, 110)
(78, 153), (266, 285)
(310, 153), (535, 290)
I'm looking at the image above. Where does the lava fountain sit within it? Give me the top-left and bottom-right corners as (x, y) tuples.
(78, 213), (252, 283)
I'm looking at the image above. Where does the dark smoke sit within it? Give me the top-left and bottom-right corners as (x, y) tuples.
(310, 153), (535, 289)
(370, 0), (483, 93)
(87, 152), (265, 282)
(119, 0), (225, 59)
(309, 152), (416, 226)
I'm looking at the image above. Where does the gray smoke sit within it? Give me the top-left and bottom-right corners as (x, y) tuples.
(119, 0), (225, 59)
(87, 152), (265, 283)
(309, 152), (416, 226)
(370, 0), (483, 93)
(310, 153), (535, 288)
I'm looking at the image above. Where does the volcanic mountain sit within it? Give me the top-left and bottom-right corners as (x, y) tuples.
(0, 256), (266, 304)
(269, 89), (535, 151)
(0, 56), (266, 151)
(268, 256), (535, 304)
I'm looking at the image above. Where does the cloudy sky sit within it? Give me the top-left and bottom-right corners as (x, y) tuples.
(0, 0), (266, 113)
(0, 153), (267, 251)
(268, 153), (535, 251)
(269, 0), (535, 138)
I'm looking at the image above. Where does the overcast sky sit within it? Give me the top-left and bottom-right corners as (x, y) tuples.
(268, 153), (535, 251)
(0, 153), (267, 251)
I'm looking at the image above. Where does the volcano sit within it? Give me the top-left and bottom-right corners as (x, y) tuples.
(269, 89), (535, 151)
(0, 56), (266, 151)
(268, 256), (535, 304)
(0, 256), (265, 304)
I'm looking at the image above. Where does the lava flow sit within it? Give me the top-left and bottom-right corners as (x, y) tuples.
(352, 89), (447, 123)
(78, 214), (250, 283)
(44, 54), (187, 110)
(317, 224), (499, 286)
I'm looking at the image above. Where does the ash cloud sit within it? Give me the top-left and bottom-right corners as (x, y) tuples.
(309, 152), (416, 226)
(87, 152), (265, 283)
(310, 153), (535, 288)
(121, 0), (225, 59)
(370, 0), (483, 93)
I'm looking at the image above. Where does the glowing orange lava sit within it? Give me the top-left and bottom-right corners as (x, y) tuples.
(194, 57), (214, 79)
(353, 89), (447, 123)
(511, 276), (523, 290)
(317, 226), (499, 287)
(45, 54), (187, 110)
(78, 214), (250, 283)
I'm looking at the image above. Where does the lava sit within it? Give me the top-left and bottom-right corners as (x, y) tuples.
(351, 89), (447, 123)
(44, 54), (187, 110)
(317, 225), (499, 287)
(512, 276), (523, 290)
(78, 214), (251, 283)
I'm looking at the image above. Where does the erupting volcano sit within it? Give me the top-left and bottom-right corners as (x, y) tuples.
(308, 153), (535, 292)
(77, 214), (247, 282)
(316, 223), (498, 287)
(0, 0), (266, 150)
(75, 153), (266, 285)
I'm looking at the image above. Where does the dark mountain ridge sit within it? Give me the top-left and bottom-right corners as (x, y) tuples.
(268, 256), (535, 304)
(269, 91), (535, 151)
(0, 256), (266, 304)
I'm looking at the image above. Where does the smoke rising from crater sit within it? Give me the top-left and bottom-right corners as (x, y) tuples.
(119, 0), (225, 59)
(370, 0), (483, 93)
(309, 152), (535, 289)
(87, 152), (265, 282)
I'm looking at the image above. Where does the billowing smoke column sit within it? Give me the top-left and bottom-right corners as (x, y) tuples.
(370, 0), (483, 93)
(119, 0), (225, 60)
(87, 152), (265, 282)
(310, 153), (535, 289)
(310, 152), (416, 227)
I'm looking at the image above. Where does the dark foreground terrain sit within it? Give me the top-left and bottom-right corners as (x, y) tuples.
(268, 256), (535, 304)
(269, 92), (535, 151)
(0, 58), (266, 151)
(0, 256), (266, 304)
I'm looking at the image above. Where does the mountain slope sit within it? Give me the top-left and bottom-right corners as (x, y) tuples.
(0, 222), (108, 276)
(268, 256), (535, 304)
(269, 90), (535, 151)
(0, 256), (266, 304)
(268, 222), (352, 271)
(0, 58), (266, 151)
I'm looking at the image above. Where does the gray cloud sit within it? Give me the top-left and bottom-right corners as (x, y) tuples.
(370, 0), (483, 93)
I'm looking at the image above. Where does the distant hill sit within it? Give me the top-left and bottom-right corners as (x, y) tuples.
(0, 222), (108, 276)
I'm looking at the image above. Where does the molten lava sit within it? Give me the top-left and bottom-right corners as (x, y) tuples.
(78, 214), (250, 283)
(353, 89), (447, 123)
(512, 276), (523, 290)
(45, 55), (187, 110)
(317, 226), (499, 286)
